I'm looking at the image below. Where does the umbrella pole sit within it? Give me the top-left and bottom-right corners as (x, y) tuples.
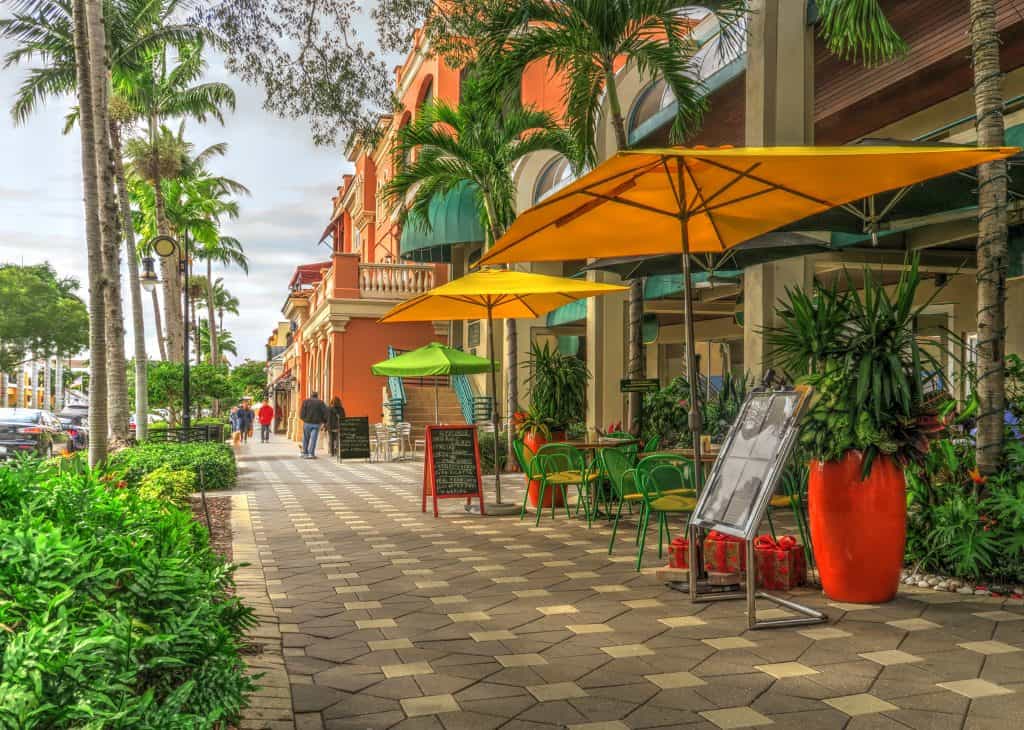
(488, 309), (502, 501)
(434, 378), (439, 424)
(680, 218), (703, 491)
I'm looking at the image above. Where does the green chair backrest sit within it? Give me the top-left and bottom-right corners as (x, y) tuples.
(513, 439), (538, 478)
(635, 454), (694, 500)
(599, 447), (637, 498)
(643, 435), (660, 453)
(536, 443), (586, 476)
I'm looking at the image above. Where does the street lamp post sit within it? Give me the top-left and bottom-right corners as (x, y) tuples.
(140, 232), (192, 429)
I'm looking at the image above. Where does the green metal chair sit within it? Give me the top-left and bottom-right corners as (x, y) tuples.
(535, 443), (598, 526)
(633, 455), (697, 571)
(600, 448), (644, 554)
(643, 435), (660, 454)
(513, 439), (544, 521)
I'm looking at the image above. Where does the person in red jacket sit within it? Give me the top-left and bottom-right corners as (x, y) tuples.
(257, 401), (275, 443)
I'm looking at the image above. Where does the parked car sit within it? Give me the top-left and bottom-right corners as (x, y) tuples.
(0, 408), (73, 459)
(59, 415), (89, 452)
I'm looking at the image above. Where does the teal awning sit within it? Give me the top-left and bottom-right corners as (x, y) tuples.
(644, 270), (742, 300)
(399, 180), (486, 263)
(546, 299), (587, 327)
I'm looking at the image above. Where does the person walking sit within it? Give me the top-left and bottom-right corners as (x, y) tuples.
(327, 396), (346, 456)
(257, 401), (275, 443)
(229, 406), (242, 447)
(238, 402), (254, 443)
(299, 391), (329, 458)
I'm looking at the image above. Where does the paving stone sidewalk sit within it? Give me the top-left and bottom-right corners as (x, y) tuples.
(233, 439), (1024, 730)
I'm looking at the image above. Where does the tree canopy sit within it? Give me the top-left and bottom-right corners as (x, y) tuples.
(0, 263), (88, 373)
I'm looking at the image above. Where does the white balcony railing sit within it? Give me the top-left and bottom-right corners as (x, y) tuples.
(359, 263), (435, 300)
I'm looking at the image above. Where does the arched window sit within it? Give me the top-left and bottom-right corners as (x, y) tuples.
(533, 155), (575, 204)
(417, 78), (434, 110)
(628, 78), (674, 137)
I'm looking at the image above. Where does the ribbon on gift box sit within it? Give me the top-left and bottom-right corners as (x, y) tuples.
(704, 530), (746, 573)
(753, 534), (805, 590)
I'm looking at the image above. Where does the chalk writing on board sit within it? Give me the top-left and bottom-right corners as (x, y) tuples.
(338, 417), (370, 460)
(429, 428), (479, 496)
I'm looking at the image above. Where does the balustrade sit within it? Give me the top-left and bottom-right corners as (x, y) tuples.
(359, 263), (435, 300)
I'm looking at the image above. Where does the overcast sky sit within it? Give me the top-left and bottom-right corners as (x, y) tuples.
(0, 6), (396, 364)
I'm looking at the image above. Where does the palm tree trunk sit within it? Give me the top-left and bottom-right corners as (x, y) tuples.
(971, 0), (1008, 475)
(84, 5), (128, 441)
(151, 288), (167, 360)
(73, 0), (108, 464)
(149, 114), (182, 363)
(206, 258), (219, 366)
(111, 122), (148, 440)
(605, 66), (645, 435)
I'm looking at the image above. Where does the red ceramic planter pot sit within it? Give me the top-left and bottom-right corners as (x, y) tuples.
(523, 430), (566, 508)
(808, 451), (906, 604)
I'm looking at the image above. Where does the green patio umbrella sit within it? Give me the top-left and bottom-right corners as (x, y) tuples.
(371, 342), (495, 424)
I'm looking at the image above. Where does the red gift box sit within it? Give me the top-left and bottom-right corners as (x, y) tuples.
(703, 530), (746, 573)
(668, 537), (689, 569)
(753, 534), (806, 591)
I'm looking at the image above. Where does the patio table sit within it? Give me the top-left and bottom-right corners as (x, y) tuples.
(564, 438), (640, 518)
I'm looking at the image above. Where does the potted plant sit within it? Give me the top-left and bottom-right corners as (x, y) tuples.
(766, 256), (945, 603)
(521, 342), (590, 507)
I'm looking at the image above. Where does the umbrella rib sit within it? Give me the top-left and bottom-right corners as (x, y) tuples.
(690, 156), (838, 209)
(510, 294), (542, 318)
(525, 157), (665, 215)
(568, 190), (680, 221)
(685, 161), (764, 212)
(681, 157), (728, 253)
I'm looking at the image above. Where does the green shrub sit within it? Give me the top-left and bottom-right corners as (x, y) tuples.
(138, 465), (197, 508)
(0, 457), (255, 727)
(109, 442), (237, 491)
(194, 417), (231, 441)
(149, 420), (169, 430)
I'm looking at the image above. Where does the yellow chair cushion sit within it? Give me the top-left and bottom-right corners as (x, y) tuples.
(770, 495), (792, 508)
(623, 488), (692, 502)
(545, 470), (597, 484)
(650, 495), (698, 512)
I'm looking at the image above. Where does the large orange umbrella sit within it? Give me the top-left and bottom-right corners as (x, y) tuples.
(479, 145), (1019, 483)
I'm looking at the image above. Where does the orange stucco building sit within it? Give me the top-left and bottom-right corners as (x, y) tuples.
(269, 27), (570, 442)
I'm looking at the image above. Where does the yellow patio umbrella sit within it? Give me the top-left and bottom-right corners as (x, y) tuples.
(478, 144), (1019, 484)
(379, 267), (627, 512)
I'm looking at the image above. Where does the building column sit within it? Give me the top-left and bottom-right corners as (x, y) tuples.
(30, 357), (39, 409)
(742, 0), (816, 378)
(586, 273), (626, 431)
(55, 358), (64, 411)
(43, 358), (51, 411)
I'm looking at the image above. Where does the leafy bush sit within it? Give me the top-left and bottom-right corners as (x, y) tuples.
(138, 465), (197, 508)
(524, 342), (590, 430)
(0, 457), (255, 727)
(109, 441), (237, 491)
(906, 433), (1024, 582)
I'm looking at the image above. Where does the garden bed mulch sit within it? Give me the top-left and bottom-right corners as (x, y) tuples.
(190, 495), (233, 562)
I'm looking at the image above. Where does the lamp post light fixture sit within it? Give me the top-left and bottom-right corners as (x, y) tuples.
(140, 233), (193, 429)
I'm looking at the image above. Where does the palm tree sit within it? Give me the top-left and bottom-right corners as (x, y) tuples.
(385, 75), (579, 463)
(2, 0), (216, 440)
(967, 0), (1008, 475)
(818, 0), (1008, 473)
(474, 0), (746, 435)
(198, 319), (237, 364)
(120, 40), (236, 363)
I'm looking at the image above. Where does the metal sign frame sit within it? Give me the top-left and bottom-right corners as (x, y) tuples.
(682, 385), (826, 630)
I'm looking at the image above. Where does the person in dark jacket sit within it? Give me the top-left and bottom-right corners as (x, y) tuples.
(327, 396), (346, 456)
(237, 402), (254, 443)
(299, 391), (330, 458)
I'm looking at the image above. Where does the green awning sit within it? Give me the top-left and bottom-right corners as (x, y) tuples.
(643, 270), (742, 300)
(399, 181), (486, 263)
(546, 299), (587, 327)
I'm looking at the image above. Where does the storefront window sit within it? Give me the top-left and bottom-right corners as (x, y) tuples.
(628, 78), (674, 137)
(533, 155), (575, 203)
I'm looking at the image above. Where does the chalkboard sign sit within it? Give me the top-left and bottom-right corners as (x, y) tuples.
(422, 425), (485, 517)
(337, 417), (370, 461)
(690, 387), (812, 540)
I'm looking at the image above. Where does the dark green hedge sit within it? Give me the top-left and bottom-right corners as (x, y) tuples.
(108, 441), (237, 491)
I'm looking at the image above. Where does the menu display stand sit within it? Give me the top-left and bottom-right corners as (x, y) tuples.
(422, 425), (486, 517)
(337, 417), (371, 463)
(683, 386), (826, 630)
